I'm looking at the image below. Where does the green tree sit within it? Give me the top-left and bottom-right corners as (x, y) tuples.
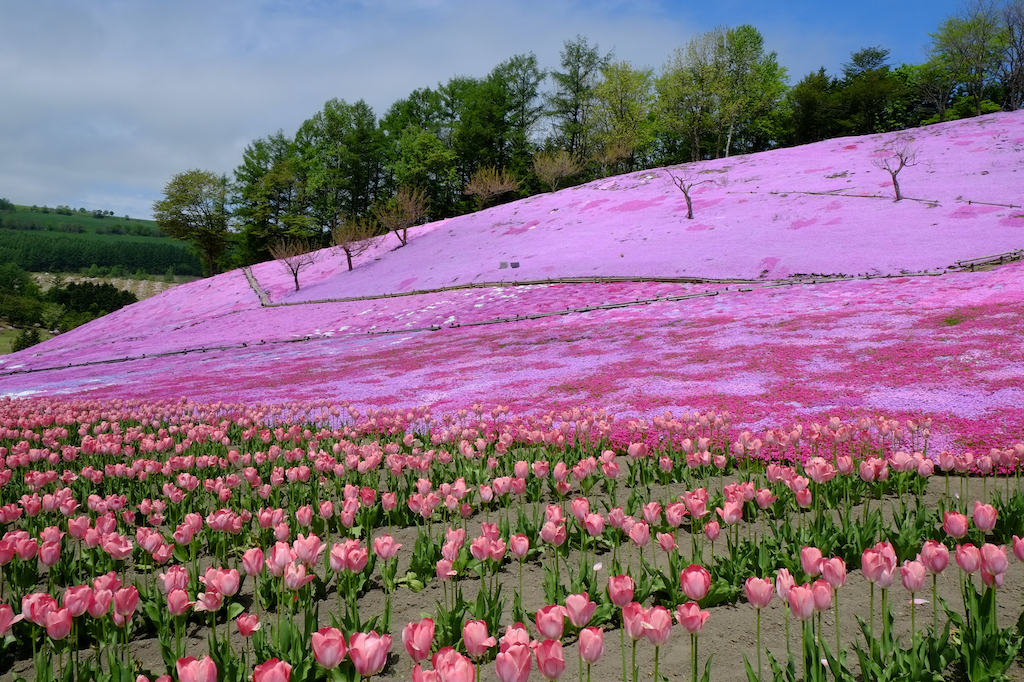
(591, 60), (656, 174)
(836, 47), (913, 134)
(491, 53), (547, 174)
(714, 25), (788, 156)
(931, 1), (1007, 116)
(11, 328), (41, 353)
(232, 131), (309, 264)
(548, 35), (612, 159)
(152, 169), (231, 277)
(296, 98), (386, 234)
(657, 29), (722, 162)
(1001, 0), (1024, 109)
(785, 68), (841, 144)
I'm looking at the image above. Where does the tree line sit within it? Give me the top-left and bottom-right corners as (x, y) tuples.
(155, 0), (1024, 275)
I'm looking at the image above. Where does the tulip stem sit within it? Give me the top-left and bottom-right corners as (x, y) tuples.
(621, 621), (627, 682)
(654, 644), (660, 682)
(632, 638), (637, 682)
(835, 590), (841, 655)
(691, 633), (698, 682)
(756, 608), (762, 682)
(932, 574), (938, 634)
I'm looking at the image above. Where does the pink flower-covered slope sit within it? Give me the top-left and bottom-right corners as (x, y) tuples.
(2, 112), (1022, 449)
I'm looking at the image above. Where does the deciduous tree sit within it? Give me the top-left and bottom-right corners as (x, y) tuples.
(331, 215), (381, 271)
(548, 35), (612, 159)
(870, 134), (919, 201)
(464, 166), (521, 210)
(269, 239), (321, 291)
(532, 150), (581, 192)
(373, 186), (427, 247)
(931, 0), (1007, 116)
(152, 169), (230, 277)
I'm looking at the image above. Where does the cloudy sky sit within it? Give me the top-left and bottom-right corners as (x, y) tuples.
(1, 0), (962, 219)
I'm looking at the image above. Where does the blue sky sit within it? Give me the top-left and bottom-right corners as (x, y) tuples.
(0, 0), (962, 219)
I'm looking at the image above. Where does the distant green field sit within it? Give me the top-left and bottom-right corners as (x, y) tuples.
(1, 205), (167, 243)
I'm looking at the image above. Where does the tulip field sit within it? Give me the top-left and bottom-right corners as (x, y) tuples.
(1, 399), (1024, 682)
(2, 112), (1023, 682)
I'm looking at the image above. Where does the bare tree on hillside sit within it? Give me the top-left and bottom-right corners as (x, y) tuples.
(373, 186), (428, 247)
(270, 238), (321, 291)
(533, 150), (581, 192)
(871, 134), (919, 202)
(464, 166), (521, 210)
(332, 214), (382, 271)
(665, 164), (717, 219)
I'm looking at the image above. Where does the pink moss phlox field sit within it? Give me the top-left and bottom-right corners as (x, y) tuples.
(1, 113), (1022, 454)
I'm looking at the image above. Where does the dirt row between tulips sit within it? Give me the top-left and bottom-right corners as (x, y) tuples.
(5, 473), (1024, 682)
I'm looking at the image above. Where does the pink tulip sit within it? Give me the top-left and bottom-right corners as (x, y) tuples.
(788, 584), (815, 621)
(403, 617), (435, 663)
(509, 534), (529, 560)
(432, 648), (474, 682)
(776, 568), (795, 604)
(607, 575), (634, 607)
(800, 546), (823, 577)
(45, 607), (73, 640)
(973, 502), (997, 534)
(535, 604), (567, 640)
(194, 590), (223, 613)
(293, 533), (326, 566)
(704, 520), (721, 541)
(900, 559), (927, 593)
(675, 602), (710, 634)
(643, 605), (673, 646)
(862, 542), (897, 588)
(755, 489), (776, 510)
(63, 585), (93, 618)
(436, 559), (456, 581)
(578, 627), (604, 664)
(312, 627), (347, 669)
(236, 613), (261, 637)
(0, 604), (23, 635)
(680, 564), (711, 601)
(540, 522), (566, 547)
(622, 602), (647, 641)
(716, 500), (743, 525)
(495, 643), (531, 682)
(822, 557), (846, 589)
(373, 535), (401, 561)
(943, 512), (969, 539)
(628, 521), (650, 547)
(176, 656), (217, 682)
(113, 586), (139, 618)
(534, 639), (566, 681)
(744, 576), (774, 609)
(348, 631), (392, 677)
(167, 589), (194, 617)
(253, 658), (291, 682)
(811, 579), (833, 612)
(981, 569), (1005, 588)
(283, 562), (315, 591)
(1013, 536), (1024, 563)
(89, 589), (113, 618)
(920, 540), (949, 574)
(955, 544), (981, 574)
(39, 541), (61, 567)
(565, 593), (597, 629)
(463, 620), (497, 659)
(980, 544), (1008, 576)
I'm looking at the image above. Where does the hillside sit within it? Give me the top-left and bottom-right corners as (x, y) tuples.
(1, 111), (1022, 450)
